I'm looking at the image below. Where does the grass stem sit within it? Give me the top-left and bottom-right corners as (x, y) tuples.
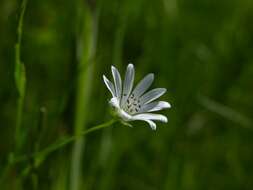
(14, 0), (28, 151)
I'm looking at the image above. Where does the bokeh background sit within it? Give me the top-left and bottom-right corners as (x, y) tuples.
(1, 0), (253, 189)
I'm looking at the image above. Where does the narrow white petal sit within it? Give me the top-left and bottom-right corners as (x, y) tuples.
(109, 97), (120, 109)
(103, 75), (116, 97)
(128, 115), (156, 130)
(148, 101), (171, 112)
(138, 101), (159, 113)
(138, 101), (171, 113)
(121, 63), (135, 106)
(131, 73), (154, 98)
(144, 120), (157, 130)
(132, 113), (168, 123)
(140, 88), (166, 105)
(111, 66), (122, 100)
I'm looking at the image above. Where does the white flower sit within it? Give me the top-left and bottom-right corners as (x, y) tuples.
(103, 63), (171, 130)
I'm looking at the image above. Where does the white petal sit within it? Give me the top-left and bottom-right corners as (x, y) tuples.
(131, 73), (154, 98)
(109, 97), (120, 109)
(111, 66), (122, 100)
(144, 120), (157, 130)
(103, 75), (116, 97)
(121, 63), (135, 106)
(148, 101), (171, 112)
(140, 88), (166, 105)
(128, 115), (156, 130)
(138, 101), (171, 113)
(132, 113), (168, 123)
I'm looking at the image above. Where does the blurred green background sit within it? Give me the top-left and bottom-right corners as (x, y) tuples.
(1, 0), (253, 189)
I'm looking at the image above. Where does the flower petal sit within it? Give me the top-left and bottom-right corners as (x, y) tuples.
(103, 75), (116, 97)
(131, 113), (168, 123)
(140, 88), (166, 105)
(138, 101), (171, 113)
(148, 101), (171, 112)
(121, 63), (135, 106)
(111, 65), (122, 100)
(129, 116), (156, 130)
(144, 120), (157, 130)
(131, 73), (154, 98)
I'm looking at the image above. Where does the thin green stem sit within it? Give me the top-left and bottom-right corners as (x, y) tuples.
(14, 0), (28, 150)
(70, 1), (99, 189)
(17, 0), (27, 45)
(0, 120), (116, 186)
(12, 119), (116, 165)
(1, 1), (28, 181)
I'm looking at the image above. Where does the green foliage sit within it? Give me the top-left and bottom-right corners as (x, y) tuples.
(0, 0), (253, 189)
(14, 0), (27, 152)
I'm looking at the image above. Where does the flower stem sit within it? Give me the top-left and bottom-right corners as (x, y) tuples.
(11, 119), (116, 165)
(70, 0), (99, 189)
(0, 120), (116, 186)
(14, 0), (28, 152)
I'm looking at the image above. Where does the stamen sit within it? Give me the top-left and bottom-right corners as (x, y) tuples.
(124, 95), (143, 115)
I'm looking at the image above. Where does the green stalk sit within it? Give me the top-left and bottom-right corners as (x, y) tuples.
(98, 5), (128, 190)
(14, 0), (28, 151)
(70, 1), (99, 189)
(1, 1), (28, 185)
(10, 120), (116, 166)
(0, 120), (115, 188)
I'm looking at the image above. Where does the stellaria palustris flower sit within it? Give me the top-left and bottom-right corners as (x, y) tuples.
(103, 63), (171, 130)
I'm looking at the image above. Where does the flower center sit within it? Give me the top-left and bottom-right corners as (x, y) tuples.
(123, 93), (141, 115)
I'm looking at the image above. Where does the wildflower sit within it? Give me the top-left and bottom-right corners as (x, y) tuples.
(103, 64), (171, 130)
